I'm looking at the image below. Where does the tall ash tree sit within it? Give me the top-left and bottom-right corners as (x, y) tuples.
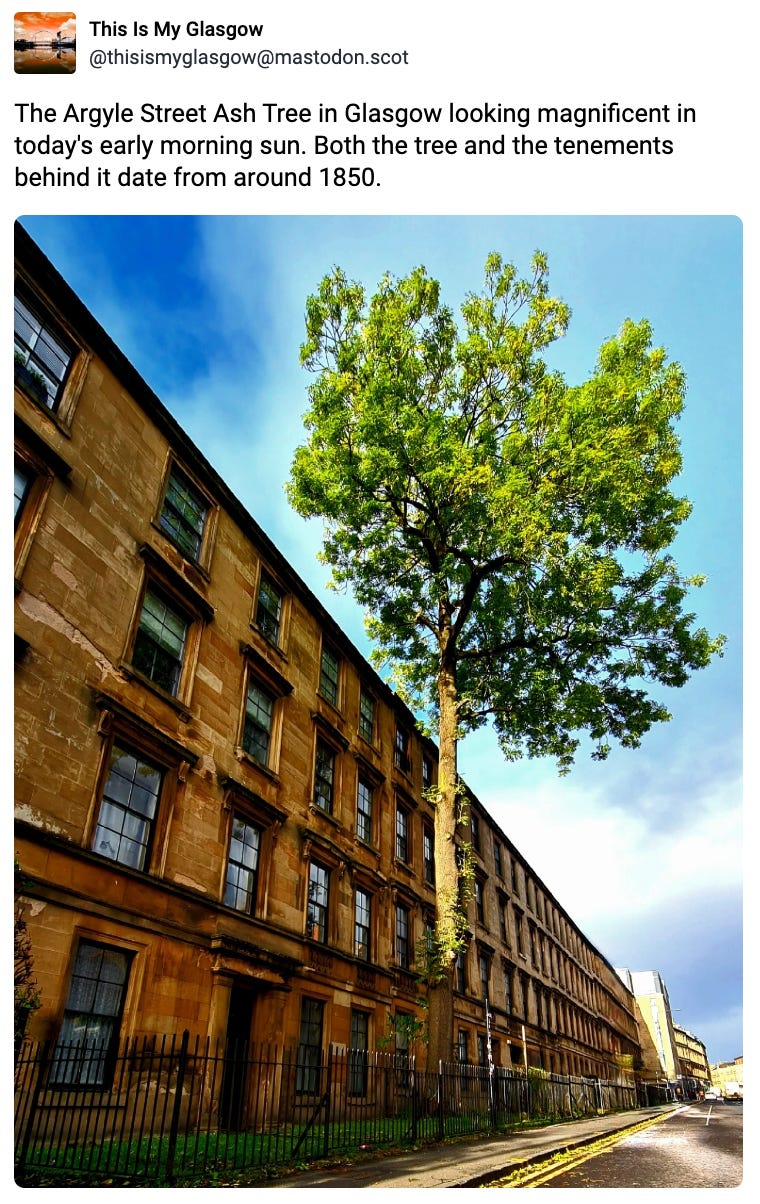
(287, 252), (723, 1068)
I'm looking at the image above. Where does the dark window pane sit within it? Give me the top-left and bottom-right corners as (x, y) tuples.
(224, 815), (261, 913)
(256, 575), (283, 644)
(132, 587), (187, 695)
(314, 741), (335, 813)
(159, 468), (207, 559)
(92, 746), (162, 871)
(51, 942), (130, 1086)
(243, 680), (273, 764)
(320, 646), (339, 704)
(15, 292), (73, 409)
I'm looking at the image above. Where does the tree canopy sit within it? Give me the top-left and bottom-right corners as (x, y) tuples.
(288, 251), (722, 771)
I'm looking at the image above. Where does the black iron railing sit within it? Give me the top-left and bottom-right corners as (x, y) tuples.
(15, 1033), (640, 1185)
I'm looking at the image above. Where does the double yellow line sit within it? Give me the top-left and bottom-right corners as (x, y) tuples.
(493, 1113), (673, 1188)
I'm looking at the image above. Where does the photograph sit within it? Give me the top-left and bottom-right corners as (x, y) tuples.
(13, 212), (742, 1188)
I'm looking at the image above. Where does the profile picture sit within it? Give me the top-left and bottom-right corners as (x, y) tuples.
(14, 12), (76, 73)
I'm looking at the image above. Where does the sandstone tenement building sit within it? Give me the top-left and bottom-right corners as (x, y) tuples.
(14, 223), (642, 1088)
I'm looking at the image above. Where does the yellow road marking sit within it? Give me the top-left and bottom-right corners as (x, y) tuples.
(493, 1113), (674, 1188)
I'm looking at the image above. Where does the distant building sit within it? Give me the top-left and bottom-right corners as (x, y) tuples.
(14, 223), (643, 1093)
(710, 1056), (744, 1095)
(615, 968), (681, 1088)
(673, 1024), (710, 1096)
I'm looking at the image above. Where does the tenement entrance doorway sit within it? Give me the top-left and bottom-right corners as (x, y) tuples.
(219, 984), (255, 1129)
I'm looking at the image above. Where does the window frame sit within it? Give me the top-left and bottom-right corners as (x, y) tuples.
(354, 886), (372, 962)
(13, 420), (71, 586)
(14, 286), (75, 413)
(306, 861), (331, 944)
(493, 839), (503, 879)
(130, 581), (190, 700)
(455, 948), (467, 993)
(422, 755), (433, 792)
(241, 675), (276, 768)
(395, 802), (410, 864)
(319, 642), (340, 707)
(88, 697), (197, 885)
(313, 738), (337, 815)
(457, 1029), (469, 1064)
(470, 810), (481, 854)
(356, 774), (374, 844)
(255, 571), (285, 647)
(503, 961), (514, 1014)
(395, 902), (411, 969)
(156, 461), (214, 568)
(91, 743), (164, 873)
(358, 687), (376, 744)
(423, 825), (435, 886)
(478, 950), (491, 1001)
(348, 1010), (370, 1096)
(394, 724), (411, 775)
(296, 997), (325, 1095)
(223, 813), (262, 915)
(14, 274), (89, 431)
(50, 939), (132, 1088)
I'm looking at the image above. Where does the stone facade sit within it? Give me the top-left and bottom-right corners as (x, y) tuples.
(673, 1023), (711, 1091)
(14, 223), (641, 1083)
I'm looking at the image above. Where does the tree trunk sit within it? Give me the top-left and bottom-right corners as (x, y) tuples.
(426, 656), (462, 1070)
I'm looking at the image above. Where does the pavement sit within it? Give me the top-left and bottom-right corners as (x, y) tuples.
(260, 1104), (677, 1189)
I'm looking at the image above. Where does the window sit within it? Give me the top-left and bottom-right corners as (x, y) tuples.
(515, 910), (525, 958)
(313, 739), (336, 814)
(395, 1012), (411, 1055)
(499, 902), (508, 943)
(394, 725), (411, 774)
(422, 755), (433, 791)
(471, 811), (481, 853)
(297, 997), (324, 1094)
(224, 815), (261, 914)
(396, 903), (410, 969)
(455, 949), (467, 993)
(319, 644), (340, 706)
(356, 775), (373, 843)
(307, 862), (330, 943)
(51, 941), (131, 1086)
(479, 952), (490, 1001)
(475, 879), (485, 925)
(132, 585), (188, 696)
(395, 803), (409, 863)
(14, 428), (71, 585)
(14, 461), (33, 526)
(423, 917), (436, 966)
(256, 573), (283, 645)
(504, 963), (513, 1014)
(159, 466), (207, 560)
(14, 289), (74, 411)
(457, 1029), (469, 1064)
(92, 745), (163, 871)
(242, 678), (274, 766)
(354, 887), (371, 961)
(423, 826), (435, 885)
(349, 1010), (369, 1096)
(530, 923), (539, 967)
(511, 858), (520, 895)
(358, 689), (375, 743)
(493, 839), (503, 879)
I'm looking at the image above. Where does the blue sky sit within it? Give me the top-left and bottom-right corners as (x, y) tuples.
(20, 215), (742, 1065)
